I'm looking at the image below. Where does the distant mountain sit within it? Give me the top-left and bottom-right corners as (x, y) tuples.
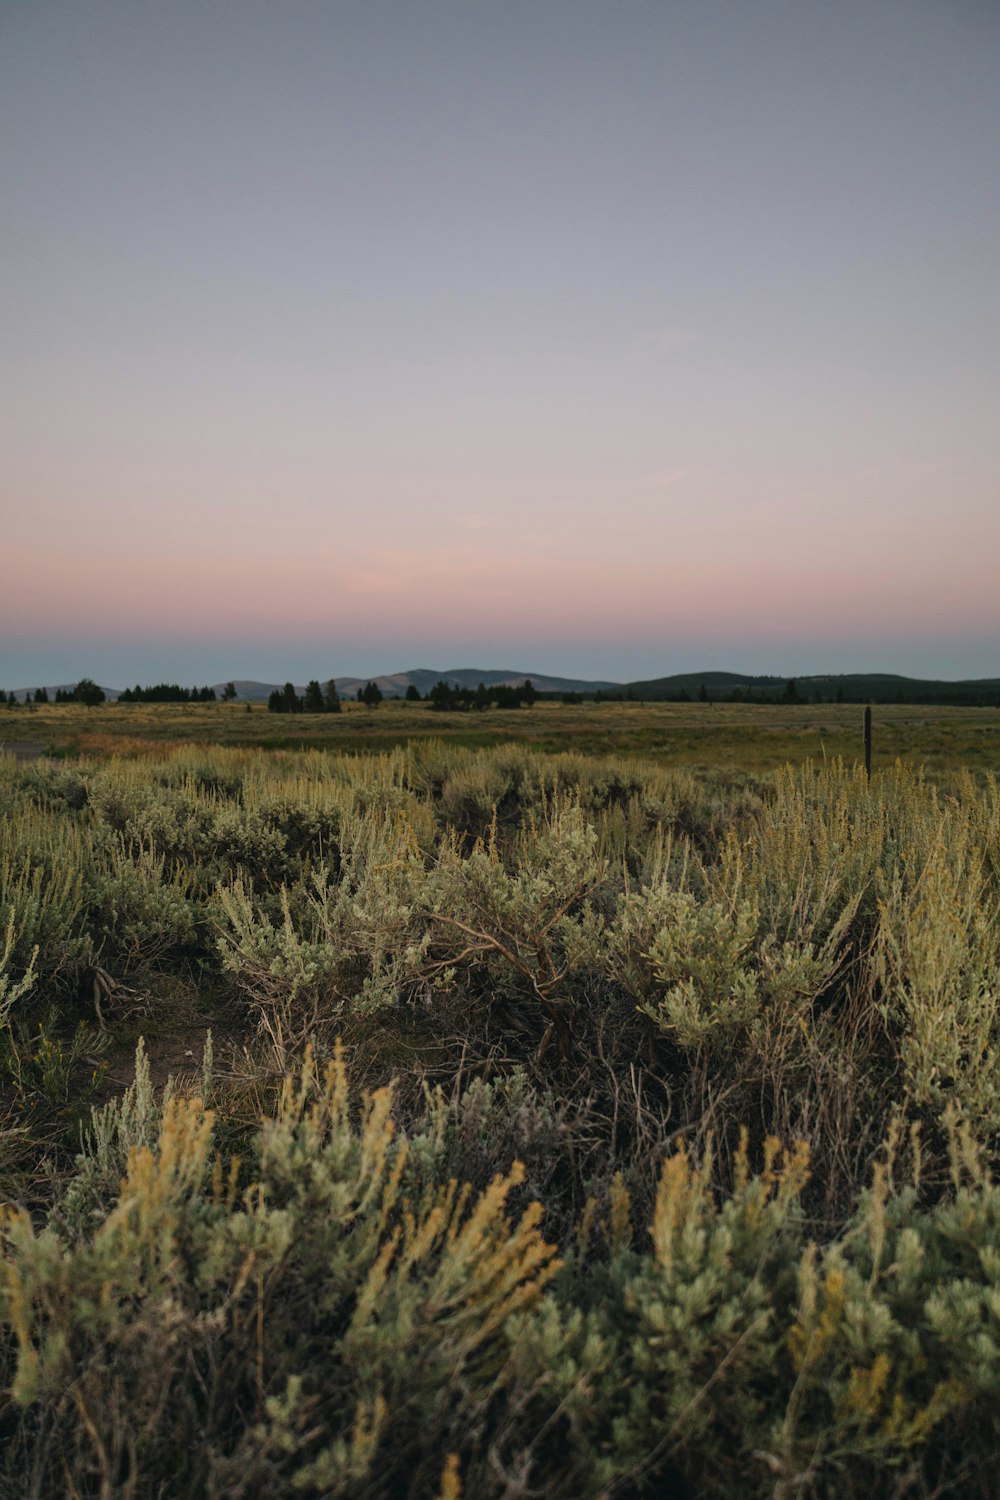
(9, 669), (998, 708)
(342, 667), (620, 696)
(211, 669), (621, 700)
(215, 680), (291, 701)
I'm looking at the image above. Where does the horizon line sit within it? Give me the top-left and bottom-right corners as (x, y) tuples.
(7, 663), (1000, 696)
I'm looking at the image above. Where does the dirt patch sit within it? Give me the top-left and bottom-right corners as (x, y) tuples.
(91, 975), (252, 1100)
(101, 1025), (217, 1094)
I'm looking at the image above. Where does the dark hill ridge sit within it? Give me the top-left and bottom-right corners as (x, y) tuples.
(207, 670), (620, 700)
(338, 668), (622, 697)
(220, 669), (997, 706)
(627, 672), (1000, 705)
(7, 669), (999, 706)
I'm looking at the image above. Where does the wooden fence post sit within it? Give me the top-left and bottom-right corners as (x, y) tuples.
(864, 705), (872, 781)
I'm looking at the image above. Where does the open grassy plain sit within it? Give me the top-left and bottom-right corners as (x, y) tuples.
(2, 726), (1000, 1496)
(3, 693), (1000, 772)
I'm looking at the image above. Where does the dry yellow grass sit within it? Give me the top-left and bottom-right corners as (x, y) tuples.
(3, 695), (998, 772)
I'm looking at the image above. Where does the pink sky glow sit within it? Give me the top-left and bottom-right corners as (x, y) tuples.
(2, 2), (998, 686)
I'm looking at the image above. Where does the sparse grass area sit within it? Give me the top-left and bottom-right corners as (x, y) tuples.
(3, 694), (999, 772)
(2, 739), (1000, 1496)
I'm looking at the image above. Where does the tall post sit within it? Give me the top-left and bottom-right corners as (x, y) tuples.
(864, 705), (872, 782)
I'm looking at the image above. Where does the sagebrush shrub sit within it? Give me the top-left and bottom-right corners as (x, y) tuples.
(3, 746), (1000, 1495)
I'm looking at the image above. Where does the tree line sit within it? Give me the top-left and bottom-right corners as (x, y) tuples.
(425, 678), (537, 711)
(265, 678), (542, 713)
(3, 677), (537, 712)
(1, 680), (227, 706)
(2, 680), (107, 707)
(267, 680), (343, 714)
(12, 673), (983, 713)
(118, 684), (218, 703)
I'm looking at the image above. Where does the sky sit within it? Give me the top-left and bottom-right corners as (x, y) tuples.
(2, 0), (998, 689)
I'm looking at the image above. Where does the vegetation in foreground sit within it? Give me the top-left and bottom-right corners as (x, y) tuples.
(1, 741), (1000, 1497)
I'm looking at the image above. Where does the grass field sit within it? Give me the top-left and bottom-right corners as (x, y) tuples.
(4, 694), (1000, 772)
(2, 731), (1000, 1495)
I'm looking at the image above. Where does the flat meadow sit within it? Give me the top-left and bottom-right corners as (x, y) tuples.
(4, 693), (1000, 772)
(1, 707), (999, 1497)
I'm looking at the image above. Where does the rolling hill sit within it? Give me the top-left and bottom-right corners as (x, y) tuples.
(624, 671), (1000, 705)
(8, 669), (999, 707)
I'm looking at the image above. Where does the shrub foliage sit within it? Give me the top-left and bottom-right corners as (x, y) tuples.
(1, 744), (1000, 1495)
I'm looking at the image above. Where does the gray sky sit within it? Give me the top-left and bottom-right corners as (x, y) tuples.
(2, 0), (998, 687)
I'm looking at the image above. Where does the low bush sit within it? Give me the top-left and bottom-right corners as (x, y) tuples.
(4, 1051), (1000, 1497)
